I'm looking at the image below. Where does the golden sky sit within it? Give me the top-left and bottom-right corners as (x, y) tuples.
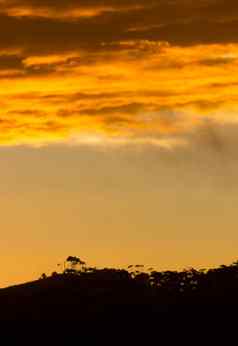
(1, 0), (238, 286)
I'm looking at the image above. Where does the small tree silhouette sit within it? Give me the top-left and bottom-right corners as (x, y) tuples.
(40, 273), (47, 280)
(66, 256), (86, 273)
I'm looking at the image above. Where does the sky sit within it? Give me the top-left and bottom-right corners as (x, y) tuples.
(1, 0), (238, 286)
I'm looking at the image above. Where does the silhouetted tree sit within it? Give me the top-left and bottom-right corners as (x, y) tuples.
(40, 273), (47, 280)
(65, 256), (86, 273)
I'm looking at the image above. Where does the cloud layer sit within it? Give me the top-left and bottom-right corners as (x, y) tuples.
(0, 0), (237, 147)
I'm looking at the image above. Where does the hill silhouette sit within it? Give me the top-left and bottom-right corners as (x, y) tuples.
(1, 257), (238, 321)
(1, 256), (238, 342)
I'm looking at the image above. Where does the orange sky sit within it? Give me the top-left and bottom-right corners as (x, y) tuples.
(1, 0), (238, 287)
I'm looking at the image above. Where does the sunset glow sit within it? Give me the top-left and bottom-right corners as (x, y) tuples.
(1, 0), (238, 287)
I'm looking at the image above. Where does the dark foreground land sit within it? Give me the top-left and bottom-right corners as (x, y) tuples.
(2, 261), (238, 319)
(1, 260), (238, 341)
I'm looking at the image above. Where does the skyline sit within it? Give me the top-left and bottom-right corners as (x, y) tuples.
(1, 0), (238, 287)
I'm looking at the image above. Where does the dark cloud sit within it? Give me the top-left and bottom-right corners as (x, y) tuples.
(79, 102), (146, 116)
(56, 103), (148, 120)
(0, 54), (23, 69)
(0, 52), (77, 78)
(195, 121), (225, 154)
(198, 56), (237, 66)
(174, 99), (226, 111)
(0, 1), (237, 56)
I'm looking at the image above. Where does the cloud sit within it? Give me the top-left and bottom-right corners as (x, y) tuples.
(0, 1), (237, 147)
(0, 1), (238, 56)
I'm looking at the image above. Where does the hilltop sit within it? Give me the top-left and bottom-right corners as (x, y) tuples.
(1, 257), (238, 325)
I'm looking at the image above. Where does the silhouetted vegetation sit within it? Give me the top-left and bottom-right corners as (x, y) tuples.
(2, 257), (238, 334)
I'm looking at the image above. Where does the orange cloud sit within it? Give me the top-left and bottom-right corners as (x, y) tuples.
(0, 41), (236, 148)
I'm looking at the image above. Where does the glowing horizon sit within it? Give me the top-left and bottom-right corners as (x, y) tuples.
(1, 0), (238, 287)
